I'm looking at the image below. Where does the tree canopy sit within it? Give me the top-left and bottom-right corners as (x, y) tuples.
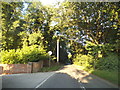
(0, 1), (119, 70)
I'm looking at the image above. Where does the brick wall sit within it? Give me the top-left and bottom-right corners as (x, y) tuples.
(0, 64), (32, 74)
(0, 60), (44, 75)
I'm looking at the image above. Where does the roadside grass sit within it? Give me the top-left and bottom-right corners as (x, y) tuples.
(39, 64), (63, 72)
(77, 65), (119, 86)
(91, 70), (119, 85)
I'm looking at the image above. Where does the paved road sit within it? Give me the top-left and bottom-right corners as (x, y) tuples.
(38, 73), (82, 88)
(2, 72), (55, 88)
(57, 65), (119, 88)
(2, 65), (119, 89)
(2, 72), (84, 89)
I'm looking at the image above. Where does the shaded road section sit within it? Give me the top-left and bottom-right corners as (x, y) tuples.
(2, 72), (55, 88)
(57, 65), (119, 88)
(38, 73), (81, 88)
(2, 72), (82, 89)
(2, 65), (119, 89)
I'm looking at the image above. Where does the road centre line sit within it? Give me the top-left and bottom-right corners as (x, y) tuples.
(78, 80), (86, 90)
(35, 72), (56, 88)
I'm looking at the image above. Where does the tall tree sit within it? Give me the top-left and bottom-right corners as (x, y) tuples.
(1, 2), (24, 50)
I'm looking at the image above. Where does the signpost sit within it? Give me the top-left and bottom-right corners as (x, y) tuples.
(48, 51), (52, 67)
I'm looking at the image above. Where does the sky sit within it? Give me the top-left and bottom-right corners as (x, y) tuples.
(23, 0), (65, 12)
(39, 0), (64, 6)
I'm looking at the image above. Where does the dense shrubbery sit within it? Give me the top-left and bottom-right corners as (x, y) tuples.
(1, 45), (49, 64)
(73, 41), (119, 71)
(73, 52), (119, 71)
(96, 53), (118, 71)
(73, 54), (95, 69)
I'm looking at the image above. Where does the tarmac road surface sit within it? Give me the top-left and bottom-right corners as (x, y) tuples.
(2, 72), (84, 89)
(2, 65), (119, 89)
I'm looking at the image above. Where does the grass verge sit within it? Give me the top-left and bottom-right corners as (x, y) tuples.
(91, 70), (119, 85)
(77, 65), (119, 86)
(39, 64), (63, 72)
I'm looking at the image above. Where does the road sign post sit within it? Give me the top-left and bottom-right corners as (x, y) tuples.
(48, 51), (52, 67)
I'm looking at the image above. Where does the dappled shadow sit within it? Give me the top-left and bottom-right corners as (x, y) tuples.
(38, 72), (82, 88)
(57, 65), (119, 88)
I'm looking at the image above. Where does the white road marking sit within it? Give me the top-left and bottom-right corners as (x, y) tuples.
(35, 72), (55, 88)
(78, 80), (86, 90)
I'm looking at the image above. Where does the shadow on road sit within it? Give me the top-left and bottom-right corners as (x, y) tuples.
(57, 65), (119, 88)
(38, 73), (82, 88)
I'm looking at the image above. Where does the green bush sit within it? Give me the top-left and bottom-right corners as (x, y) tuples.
(1, 49), (20, 64)
(73, 53), (119, 71)
(73, 54), (95, 69)
(96, 53), (119, 71)
(1, 45), (49, 64)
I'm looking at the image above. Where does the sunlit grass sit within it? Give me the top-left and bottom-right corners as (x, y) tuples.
(84, 68), (119, 85)
(76, 65), (119, 86)
(91, 70), (119, 85)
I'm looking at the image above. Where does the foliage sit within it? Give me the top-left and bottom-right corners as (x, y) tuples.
(73, 54), (95, 69)
(96, 53), (119, 71)
(73, 52), (119, 71)
(85, 41), (119, 61)
(85, 41), (100, 57)
(1, 45), (49, 64)
(1, 2), (24, 50)
(18, 31), (44, 47)
(1, 1), (119, 70)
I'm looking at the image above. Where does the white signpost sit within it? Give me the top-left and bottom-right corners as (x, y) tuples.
(48, 51), (52, 56)
(48, 51), (52, 67)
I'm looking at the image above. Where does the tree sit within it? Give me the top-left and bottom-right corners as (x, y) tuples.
(1, 1), (119, 66)
(1, 2), (24, 50)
